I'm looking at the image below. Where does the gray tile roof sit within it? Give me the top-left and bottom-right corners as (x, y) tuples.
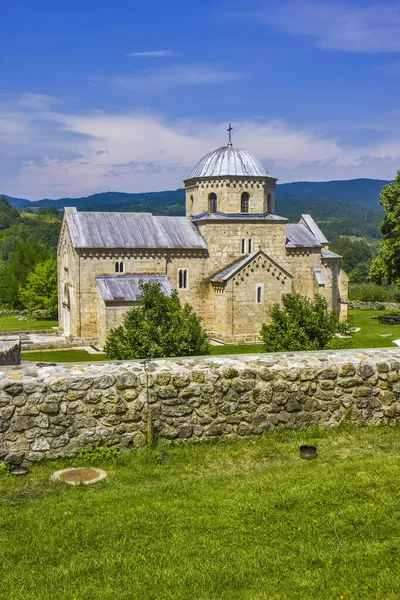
(300, 214), (329, 245)
(210, 250), (293, 283)
(313, 266), (325, 286)
(187, 145), (270, 179)
(192, 211), (287, 222)
(65, 207), (207, 250)
(286, 223), (322, 248)
(321, 249), (342, 259)
(96, 275), (173, 302)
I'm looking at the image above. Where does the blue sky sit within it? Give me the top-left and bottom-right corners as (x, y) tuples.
(1, 0), (400, 199)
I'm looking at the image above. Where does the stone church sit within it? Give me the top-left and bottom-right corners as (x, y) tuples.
(58, 132), (348, 345)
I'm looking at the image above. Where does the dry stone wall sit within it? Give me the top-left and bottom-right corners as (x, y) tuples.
(1, 348), (400, 464)
(0, 342), (21, 366)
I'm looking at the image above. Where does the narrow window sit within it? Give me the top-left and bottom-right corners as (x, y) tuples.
(241, 192), (250, 213)
(178, 269), (188, 289)
(248, 239), (253, 253)
(257, 286), (262, 304)
(115, 260), (120, 273)
(241, 239), (246, 254)
(119, 261), (124, 273)
(267, 193), (271, 212)
(208, 193), (217, 214)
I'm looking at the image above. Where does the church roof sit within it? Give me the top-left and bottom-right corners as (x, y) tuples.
(64, 207), (207, 250)
(187, 145), (270, 179)
(96, 275), (173, 302)
(210, 250), (293, 283)
(285, 224), (322, 248)
(192, 211), (287, 222)
(300, 214), (329, 245)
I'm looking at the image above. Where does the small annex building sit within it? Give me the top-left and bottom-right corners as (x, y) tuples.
(58, 133), (349, 345)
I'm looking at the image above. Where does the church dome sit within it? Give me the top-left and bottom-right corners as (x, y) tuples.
(188, 145), (269, 179)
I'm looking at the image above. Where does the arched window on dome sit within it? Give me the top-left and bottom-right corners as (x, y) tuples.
(241, 192), (250, 213)
(267, 193), (271, 213)
(208, 193), (217, 214)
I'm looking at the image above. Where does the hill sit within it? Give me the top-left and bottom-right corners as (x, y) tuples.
(4, 178), (389, 214)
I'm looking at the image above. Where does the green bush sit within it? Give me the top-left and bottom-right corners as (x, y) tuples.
(349, 282), (400, 303)
(261, 294), (351, 352)
(105, 281), (210, 359)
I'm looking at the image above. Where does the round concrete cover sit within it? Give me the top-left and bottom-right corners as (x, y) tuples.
(52, 467), (107, 485)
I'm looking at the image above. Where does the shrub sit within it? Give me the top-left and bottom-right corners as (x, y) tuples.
(261, 294), (351, 352)
(105, 281), (210, 359)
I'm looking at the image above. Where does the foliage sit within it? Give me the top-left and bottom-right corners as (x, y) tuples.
(80, 443), (119, 464)
(105, 281), (210, 359)
(369, 170), (400, 285)
(0, 240), (54, 308)
(261, 294), (351, 352)
(0, 196), (21, 231)
(19, 258), (58, 315)
(330, 236), (376, 282)
(349, 282), (400, 303)
(1, 428), (400, 598)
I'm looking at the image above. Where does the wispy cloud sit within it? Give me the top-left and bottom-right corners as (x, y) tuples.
(111, 63), (245, 91)
(127, 50), (176, 57)
(1, 91), (400, 199)
(233, 0), (400, 53)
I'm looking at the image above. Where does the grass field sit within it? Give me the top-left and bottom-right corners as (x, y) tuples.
(22, 349), (107, 362)
(0, 315), (58, 332)
(1, 426), (400, 599)
(19, 309), (400, 363)
(349, 309), (400, 348)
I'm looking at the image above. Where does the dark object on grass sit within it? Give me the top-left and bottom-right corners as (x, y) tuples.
(299, 445), (318, 460)
(9, 465), (29, 476)
(36, 362), (57, 367)
(378, 314), (400, 325)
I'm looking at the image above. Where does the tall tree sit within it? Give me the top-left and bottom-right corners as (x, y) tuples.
(369, 171), (400, 284)
(19, 258), (58, 315)
(0, 196), (21, 231)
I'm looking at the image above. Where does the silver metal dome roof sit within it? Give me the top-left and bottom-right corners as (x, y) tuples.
(188, 145), (269, 179)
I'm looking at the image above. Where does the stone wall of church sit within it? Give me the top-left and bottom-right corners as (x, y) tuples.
(57, 221), (80, 338)
(198, 222), (288, 277)
(185, 177), (276, 216)
(2, 349), (400, 464)
(223, 254), (293, 343)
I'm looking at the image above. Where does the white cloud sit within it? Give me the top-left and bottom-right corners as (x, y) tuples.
(110, 63), (245, 91)
(0, 92), (399, 199)
(126, 50), (176, 57)
(234, 0), (400, 53)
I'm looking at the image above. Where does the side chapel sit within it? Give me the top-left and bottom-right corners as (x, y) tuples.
(58, 127), (349, 345)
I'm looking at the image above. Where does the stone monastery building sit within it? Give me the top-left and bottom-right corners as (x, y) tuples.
(58, 132), (349, 345)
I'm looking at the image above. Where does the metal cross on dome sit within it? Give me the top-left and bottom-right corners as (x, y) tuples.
(227, 123), (233, 146)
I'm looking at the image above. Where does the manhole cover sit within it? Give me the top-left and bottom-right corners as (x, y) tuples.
(52, 467), (107, 485)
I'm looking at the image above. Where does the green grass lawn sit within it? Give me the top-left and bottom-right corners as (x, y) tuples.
(349, 309), (400, 348)
(0, 315), (58, 332)
(19, 309), (400, 364)
(22, 349), (107, 362)
(1, 427), (400, 599)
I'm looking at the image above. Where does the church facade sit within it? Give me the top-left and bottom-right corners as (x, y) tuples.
(57, 138), (349, 345)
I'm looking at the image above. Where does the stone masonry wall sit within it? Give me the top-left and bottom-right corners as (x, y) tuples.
(0, 342), (21, 366)
(1, 348), (400, 464)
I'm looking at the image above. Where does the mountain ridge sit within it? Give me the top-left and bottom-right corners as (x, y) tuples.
(3, 177), (390, 213)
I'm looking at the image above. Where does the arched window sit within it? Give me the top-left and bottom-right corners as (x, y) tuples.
(115, 261), (120, 273)
(256, 286), (263, 304)
(208, 193), (217, 214)
(267, 193), (271, 213)
(241, 192), (250, 213)
(178, 268), (188, 290)
(241, 239), (246, 254)
(119, 261), (124, 273)
(248, 239), (253, 253)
